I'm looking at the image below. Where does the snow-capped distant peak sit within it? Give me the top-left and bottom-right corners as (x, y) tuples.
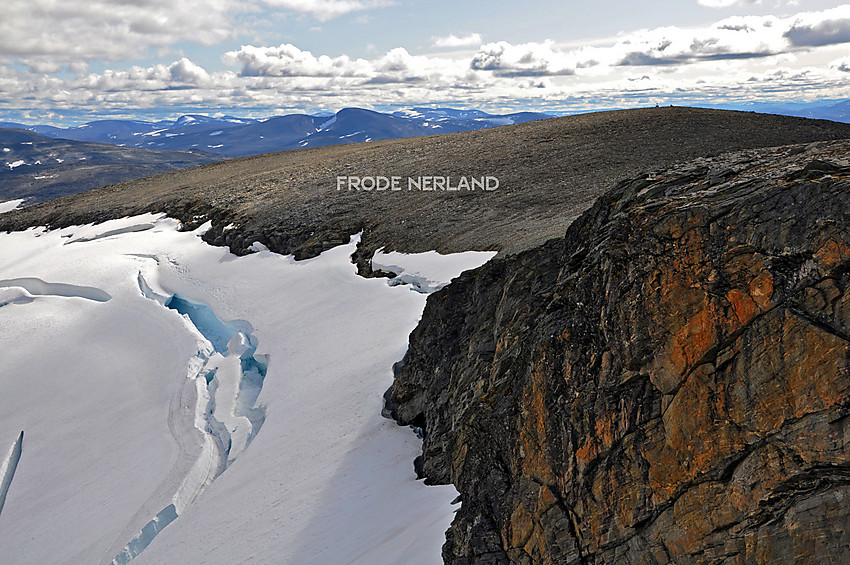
(173, 116), (198, 127)
(394, 109), (425, 118)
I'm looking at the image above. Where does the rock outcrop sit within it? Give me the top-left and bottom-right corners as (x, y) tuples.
(388, 140), (850, 564)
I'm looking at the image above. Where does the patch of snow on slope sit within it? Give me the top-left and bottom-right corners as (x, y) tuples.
(318, 116), (336, 130)
(0, 199), (25, 214)
(475, 117), (514, 126)
(0, 214), (493, 565)
(372, 248), (497, 293)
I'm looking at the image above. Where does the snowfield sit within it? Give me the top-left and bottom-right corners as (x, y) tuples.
(0, 214), (495, 565)
(0, 199), (26, 214)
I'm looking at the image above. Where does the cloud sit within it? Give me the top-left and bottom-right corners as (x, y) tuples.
(471, 41), (576, 76)
(259, 0), (394, 21)
(432, 34), (483, 49)
(76, 58), (218, 94)
(3, 52), (850, 126)
(168, 59), (213, 84)
(0, 0), (236, 63)
(222, 44), (372, 77)
(830, 56), (850, 72)
(0, 0), (395, 68)
(784, 6), (850, 47)
(698, 0), (760, 7)
(612, 16), (792, 67)
(4, 4), (850, 125)
(223, 43), (461, 84)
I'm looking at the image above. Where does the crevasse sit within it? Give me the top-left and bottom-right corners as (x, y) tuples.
(110, 276), (270, 564)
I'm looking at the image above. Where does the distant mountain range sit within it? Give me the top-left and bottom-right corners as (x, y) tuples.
(732, 99), (850, 124)
(5, 101), (850, 208)
(0, 107), (551, 205)
(1, 107), (552, 158)
(0, 128), (221, 205)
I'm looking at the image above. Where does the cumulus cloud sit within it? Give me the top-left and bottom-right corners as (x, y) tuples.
(3, 4), (850, 124)
(471, 41), (576, 76)
(3, 52), (849, 125)
(222, 44), (372, 77)
(76, 58), (219, 94)
(0, 0), (235, 63)
(432, 33), (483, 48)
(223, 43), (461, 84)
(613, 17), (788, 66)
(784, 6), (850, 47)
(602, 7), (850, 68)
(168, 58), (213, 84)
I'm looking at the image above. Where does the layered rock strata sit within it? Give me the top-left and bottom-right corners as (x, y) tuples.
(389, 140), (850, 564)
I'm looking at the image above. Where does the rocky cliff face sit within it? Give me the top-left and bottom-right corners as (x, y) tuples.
(388, 140), (850, 564)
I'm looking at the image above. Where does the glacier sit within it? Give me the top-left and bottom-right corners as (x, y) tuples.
(0, 214), (494, 564)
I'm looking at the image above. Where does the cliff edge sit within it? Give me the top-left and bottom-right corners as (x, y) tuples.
(389, 140), (850, 564)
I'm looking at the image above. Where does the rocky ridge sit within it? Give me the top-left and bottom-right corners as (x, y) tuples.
(388, 139), (850, 564)
(3, 107), (850, 267)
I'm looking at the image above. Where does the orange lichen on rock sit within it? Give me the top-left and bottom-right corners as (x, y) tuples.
(814, 237), (850, 268)
(749, 270), (774, 311)
(727, 288), (759, 325)
(390, 149), (850, 564)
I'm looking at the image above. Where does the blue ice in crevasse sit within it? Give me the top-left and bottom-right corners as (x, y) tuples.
(115, 280), (270, 565)
(164, 294), (239, 354)
(163, 292), (269, 447)
(111, 505), (178, 565)
(164, 294), (269, 445)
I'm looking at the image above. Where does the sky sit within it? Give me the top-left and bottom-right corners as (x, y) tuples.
(2, 0), (850, 125)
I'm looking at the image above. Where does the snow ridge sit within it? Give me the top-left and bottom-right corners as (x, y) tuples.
(0, 277), (111, 302)
(0, 431), (23, 518)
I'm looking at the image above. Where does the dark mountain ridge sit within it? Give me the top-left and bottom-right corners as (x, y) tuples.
(2, 107), (552, 158)
(0, 128), (222, 204)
